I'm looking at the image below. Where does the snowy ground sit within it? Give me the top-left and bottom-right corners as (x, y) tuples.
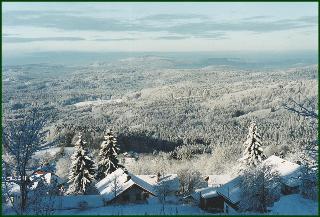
(269, 194), (318, 215)
(50, 194), (320, 215)
(54, 203), (211, 215)
(3, 194), (318, 215)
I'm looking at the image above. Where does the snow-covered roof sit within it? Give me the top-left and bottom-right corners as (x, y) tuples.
(216, 177), (242, 204)
(215, 156), (302, 204)
(29, 172), (64, 190)
(263, 155), (302, 187)
(192, 186), (219, 200)
(137, 174), (180, 192)
(95, 168), (156, 201)
(205, 174), (233, 187)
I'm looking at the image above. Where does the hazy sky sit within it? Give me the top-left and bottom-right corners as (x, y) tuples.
(2, 2), (318, 55)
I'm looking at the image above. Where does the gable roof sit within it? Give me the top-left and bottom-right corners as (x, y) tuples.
(29, 172), (64, 190)
(193, 186), (219, 201)
(137, 174), (180, 192)
(95, 168), (156, 201)
(216, 176), (242, 204)
(263, 155), (302, 187)
(215, 155), (302, 204)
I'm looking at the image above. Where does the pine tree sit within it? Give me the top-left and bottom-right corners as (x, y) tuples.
(96, 129), (124, 180)
(67, 133), (95, 195)
(240, 122), (265, 167)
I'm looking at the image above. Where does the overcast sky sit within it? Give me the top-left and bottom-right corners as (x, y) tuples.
(2, 2), (318, 55)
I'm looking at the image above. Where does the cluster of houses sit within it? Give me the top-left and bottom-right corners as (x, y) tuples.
(6, 155), (303, 213)
(191, 155), (303, 213)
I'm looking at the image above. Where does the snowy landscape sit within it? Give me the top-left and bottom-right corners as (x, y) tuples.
(2, 2), (318, 216)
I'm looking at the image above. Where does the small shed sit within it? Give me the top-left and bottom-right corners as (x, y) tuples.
(194, 176), (241, 213)
(198, 187), (225, 212)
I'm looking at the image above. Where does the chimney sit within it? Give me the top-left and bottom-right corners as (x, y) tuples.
(157, 172), (161, 182)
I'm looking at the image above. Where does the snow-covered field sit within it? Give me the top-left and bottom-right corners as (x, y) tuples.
(269, 194), (318, 215)
(54, 203), (210, 215)
(4, 194), (316, 215)
(36, 194), (320, 215)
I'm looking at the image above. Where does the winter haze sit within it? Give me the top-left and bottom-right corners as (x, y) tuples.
(2, 2), (318, 216)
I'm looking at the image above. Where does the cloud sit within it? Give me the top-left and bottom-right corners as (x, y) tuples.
(3, 33), (16, 36)
(242, 15), (271, 20)
(139, 13), (208, 21)
(93, 37), (138, 41)
(153, 35), (189, 40)
(3, 9), (317, 40)
(295, 16), (317, 24)
(165, 17), (317, 35)
(192, 32), (227, 39)
(3, 12), (138, 32)
(153, 33), (227, 40)
(3, 36), (86, 43)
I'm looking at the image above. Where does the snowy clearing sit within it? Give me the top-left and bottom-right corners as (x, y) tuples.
(269, 194), (318, 215)
(53, 203), (211, 215)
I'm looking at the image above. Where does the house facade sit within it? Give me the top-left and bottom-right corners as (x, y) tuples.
(107, 183), (154, 204)
(95, 168), (156, 204)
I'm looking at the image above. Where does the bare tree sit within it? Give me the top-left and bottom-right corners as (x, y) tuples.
(2, 107), (49, 214)
(155, 181), (171, 203)
(283, 88), (318, 170)
(300, 164), (318, 201)
(28, 177), (55, 215)
(283, 95), (318, 119)
(111, 174), (122, 199)
(239, 164), (281, 213)
(177, 168), (206, 195)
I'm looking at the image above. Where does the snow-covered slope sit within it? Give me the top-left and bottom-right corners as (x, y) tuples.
(269, 194), (318, 215)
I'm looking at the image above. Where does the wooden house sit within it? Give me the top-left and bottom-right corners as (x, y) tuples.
(196, 176), (241, 213)
(196, 155), (303, 213)
(137, 173), (180, 196)
(263, 155), (302, 195)
(29, 169), (65, 195)
(95, 168), (156, 204)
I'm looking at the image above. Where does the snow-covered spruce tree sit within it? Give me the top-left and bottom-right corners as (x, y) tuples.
(240, 122), (265, 167)
(96, 129), (124, 180)
(67, 133), (95, 195)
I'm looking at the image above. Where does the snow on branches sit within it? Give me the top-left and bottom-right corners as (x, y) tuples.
(67, 133), (95, 195)
(96, 129), (124, 181)
(240, 122), (265, 167)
